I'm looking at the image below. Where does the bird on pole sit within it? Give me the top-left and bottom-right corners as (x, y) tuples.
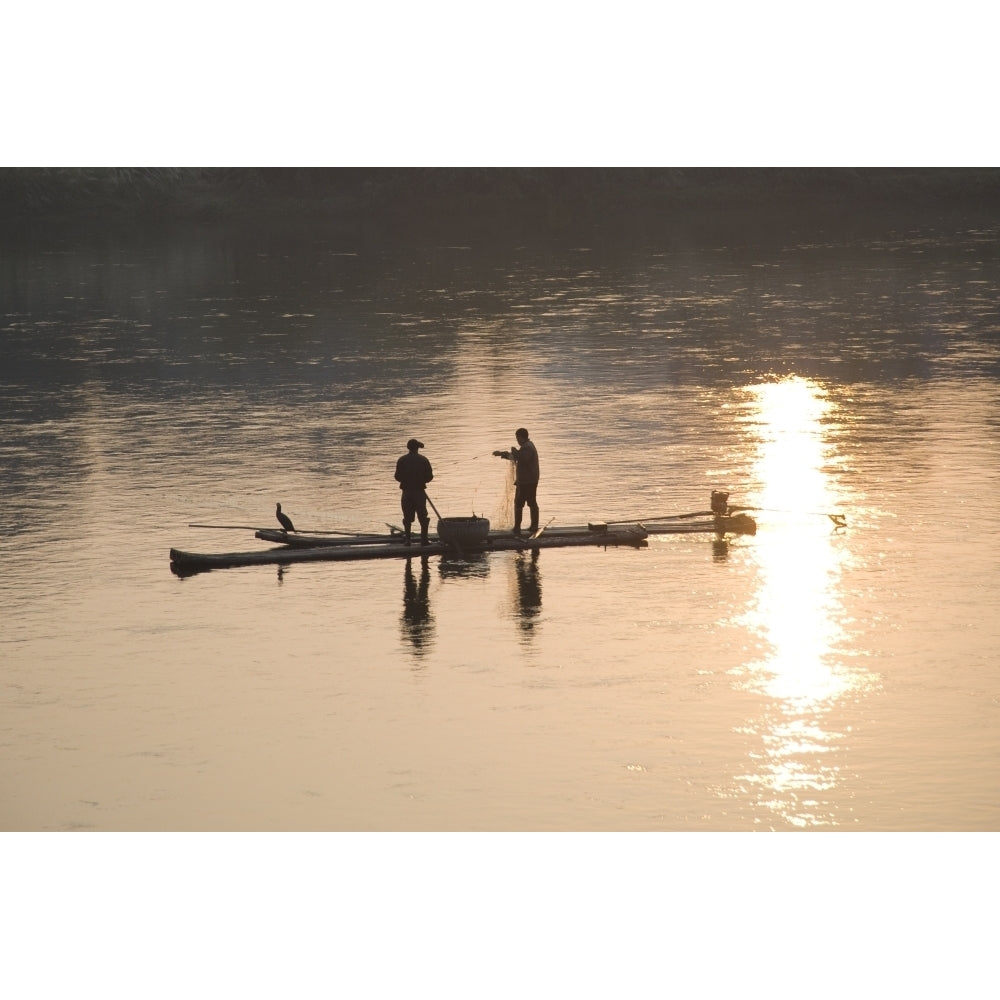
(276, 502), (295, 533)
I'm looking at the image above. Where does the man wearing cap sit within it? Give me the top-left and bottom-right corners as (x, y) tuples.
(394, 438), (434, 545)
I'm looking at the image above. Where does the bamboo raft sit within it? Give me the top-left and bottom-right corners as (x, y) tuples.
(169, 492), (764, 575)
(169, 524), (650, 574)
(170, 515), (756, 576)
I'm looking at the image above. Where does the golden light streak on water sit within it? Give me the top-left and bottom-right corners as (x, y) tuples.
(729, 377), (875, 827)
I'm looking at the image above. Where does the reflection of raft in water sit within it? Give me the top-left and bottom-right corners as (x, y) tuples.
(168, 492), (761, 575)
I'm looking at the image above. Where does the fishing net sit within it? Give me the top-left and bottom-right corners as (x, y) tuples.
(492, 459), (516, 529)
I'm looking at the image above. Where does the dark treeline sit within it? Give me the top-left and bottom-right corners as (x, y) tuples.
(3, 167), (1000, 237)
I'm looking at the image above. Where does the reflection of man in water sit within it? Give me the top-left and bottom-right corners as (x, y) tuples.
(493, 427), (539, 537)
(395, 438), (433, 546)
(514, 549), (542, 635)
(401, 555), (434, 654)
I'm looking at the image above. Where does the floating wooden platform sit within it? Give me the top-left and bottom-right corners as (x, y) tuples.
(169, 494), (759, 575)
(250, 512), (754, 550)
(170, 524), (650, 575)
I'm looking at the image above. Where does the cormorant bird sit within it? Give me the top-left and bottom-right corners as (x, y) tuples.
(276, 502), (295, 533)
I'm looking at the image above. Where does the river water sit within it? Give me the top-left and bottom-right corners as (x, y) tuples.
(3, 208), (999, 832)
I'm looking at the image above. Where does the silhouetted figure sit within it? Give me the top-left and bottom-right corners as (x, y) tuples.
(493, 427), (540, 536)
(276, 502), (295, 533)
(394, 438), (434, 546)
(401, 556), (434, 655)
(515, 549), (542, 635)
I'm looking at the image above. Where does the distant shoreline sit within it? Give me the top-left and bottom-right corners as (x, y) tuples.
(3, 168), (999, 243)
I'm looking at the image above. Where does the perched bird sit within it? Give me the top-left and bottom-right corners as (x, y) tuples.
(276, 502), (295, 533)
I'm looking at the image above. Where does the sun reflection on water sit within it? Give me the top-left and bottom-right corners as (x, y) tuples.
(728, 377), (870, 828)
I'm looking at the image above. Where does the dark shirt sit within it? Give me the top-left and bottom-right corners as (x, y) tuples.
(511, 440), (539, 485)
(395, 451), (434, 493)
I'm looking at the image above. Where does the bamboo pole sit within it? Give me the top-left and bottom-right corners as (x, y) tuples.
(188, 523), (370, 535)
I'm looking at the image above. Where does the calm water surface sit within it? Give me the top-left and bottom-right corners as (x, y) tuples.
(3, 215), (999, 830)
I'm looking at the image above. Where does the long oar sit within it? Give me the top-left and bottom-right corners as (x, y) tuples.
(188, 523), (372, 536)
(607, 506), (846, 527)
(423, 493), (443, 520)
(605, 510), (714, 524)
(188, 523), (262, 530)
(730, 506), (847, 526)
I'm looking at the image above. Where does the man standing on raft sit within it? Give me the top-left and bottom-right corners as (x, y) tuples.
(493, 427), (540, 537)
(395, 438), (434, 546)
